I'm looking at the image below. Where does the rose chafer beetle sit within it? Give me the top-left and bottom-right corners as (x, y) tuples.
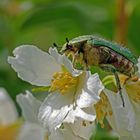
(60, 35), (138, 107)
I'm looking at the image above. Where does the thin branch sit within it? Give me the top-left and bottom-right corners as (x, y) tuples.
(114, 0), (128, 45)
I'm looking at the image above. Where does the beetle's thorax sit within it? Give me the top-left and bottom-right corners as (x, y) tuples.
(83, 43), (100, 66)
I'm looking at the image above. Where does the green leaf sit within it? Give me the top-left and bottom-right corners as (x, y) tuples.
(21, 3), (95, 32)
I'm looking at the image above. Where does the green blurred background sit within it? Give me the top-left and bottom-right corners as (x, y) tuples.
(0, 0), (140, 139)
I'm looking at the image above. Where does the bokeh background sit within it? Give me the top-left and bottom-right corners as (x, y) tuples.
(0, 0), (140, 139)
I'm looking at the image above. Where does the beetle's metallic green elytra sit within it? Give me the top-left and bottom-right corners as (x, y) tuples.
(61, 35), (138, 107)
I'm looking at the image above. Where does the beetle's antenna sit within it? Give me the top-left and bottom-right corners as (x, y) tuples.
(53, 43), (62, 50)
(66, 37), (69, 43)
(53, 43), (59, 48)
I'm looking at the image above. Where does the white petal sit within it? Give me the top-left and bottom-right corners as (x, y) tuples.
(69, 119), (95, 140)
(63, 107), (96, 123)
(49, 129), (65, 140)
(62, 55), (82, 77)
(49, 47), (82, 76)
(104, 88), (135, 136)
(49, 48), (72, 72)
(62, 55), (74, 73)
(16, 91), (41, 123)
(130, 101), (140, 138)
(49, 125), (83, 140)
(87, 73), (104, 98)
(50, 120), (95, 140)
(49, 47), (63, 65)
(38, 92), (74, 131)
(8, 45), (61, 86)
(77, 73), (104, 108)
(0, 88), (18, 125)
(18, 123), (46, 140)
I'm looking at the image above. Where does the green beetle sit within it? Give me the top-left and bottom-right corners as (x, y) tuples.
(60, 35), (138, 107)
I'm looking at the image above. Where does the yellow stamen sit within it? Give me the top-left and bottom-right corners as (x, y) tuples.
(95, 92), (113, 128)
(45, 136), (49, 140)
(0, 120), (22, 140)
(49, 72), (78, 95)
(119, 75), (140, 104)
(125, 80), (140, 104)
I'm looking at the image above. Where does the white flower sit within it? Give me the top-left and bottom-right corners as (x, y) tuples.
(8, 45), (104, 132)
(100, 75), (140, 140)
(17, 91), (47, 140)
(17, 91), (96, 140)
(0, 88), (18, 125)
(99, 58), (140, 140)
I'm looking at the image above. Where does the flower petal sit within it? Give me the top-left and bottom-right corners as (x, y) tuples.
(63, 107), (96, 123)
(104, 88), (135, 137)
(38, 92), (74, 131)
(69, 119), (95, 140)
(8, 45), (61, 86)
(0, 88), (18, 125)
(49, 47), (82, 76)
(49, 122), (95, 140)
(49, 119), (95, 140)
(49, 47), (63, 65)
(16, 91), (41, 123)
(87, 73), (104, 98)
(77, 73), (104, 108)
(130, 101), (140, 138)
(18, 123), (46, 140)
(49, 124), (83, 140)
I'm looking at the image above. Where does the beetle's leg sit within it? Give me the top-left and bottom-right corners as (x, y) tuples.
(100, 64), (125, 107)
(114, 71), (125, 107)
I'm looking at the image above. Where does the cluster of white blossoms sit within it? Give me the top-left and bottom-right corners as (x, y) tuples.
(7, 45), (140, 140)
(8, 45), (104, 140)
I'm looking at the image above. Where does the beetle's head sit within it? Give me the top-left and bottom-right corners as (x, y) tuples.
(60, 36), (88, 56)
(61, 38), (78, 54)
(60, 37), (88, 69)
